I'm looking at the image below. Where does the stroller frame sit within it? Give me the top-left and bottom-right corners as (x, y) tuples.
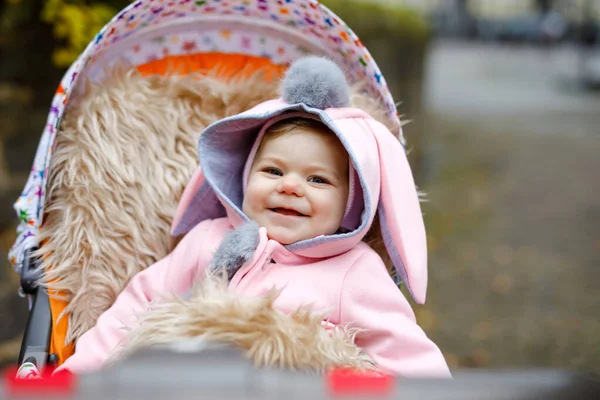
(10, 0), (401, 371)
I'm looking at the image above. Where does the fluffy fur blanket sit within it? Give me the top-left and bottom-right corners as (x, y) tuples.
(107, 272), (377, 373)
(36, 62), (399, 367)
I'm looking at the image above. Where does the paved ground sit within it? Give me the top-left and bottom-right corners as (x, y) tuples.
(415, 40), (600, 372)
(1, 40), (599, 373)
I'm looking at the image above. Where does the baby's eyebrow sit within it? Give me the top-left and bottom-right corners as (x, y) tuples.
(257, 155), (284, 164)
(252, 155), (283, 168)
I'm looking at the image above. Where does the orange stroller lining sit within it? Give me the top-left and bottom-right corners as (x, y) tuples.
(136, 53), (286, 80)
(47, 52), (286, 366)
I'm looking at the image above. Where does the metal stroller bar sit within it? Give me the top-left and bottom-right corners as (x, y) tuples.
(18, 247), (55, 370)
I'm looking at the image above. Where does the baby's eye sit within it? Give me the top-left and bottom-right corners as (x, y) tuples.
(308, 176), (330, 184)
(263, 167), (283, 176)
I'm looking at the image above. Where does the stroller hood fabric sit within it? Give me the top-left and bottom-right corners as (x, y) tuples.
(171, 57), (428, 304)
(9, 0), (400, 273)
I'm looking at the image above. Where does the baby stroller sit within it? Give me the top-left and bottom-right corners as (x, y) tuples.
(9, 0), (402, 372)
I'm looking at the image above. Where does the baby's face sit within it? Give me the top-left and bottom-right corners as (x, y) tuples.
(242, 127), (349, 245)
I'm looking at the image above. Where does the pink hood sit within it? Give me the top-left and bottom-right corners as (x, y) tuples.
(171, 57), (428, 304)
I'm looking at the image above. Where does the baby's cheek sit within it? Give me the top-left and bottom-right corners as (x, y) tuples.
(242, 191), (260, 217)
(246, 180), (264, 202)
(328, 192), (347, 219)
(316, 198), (344, 228)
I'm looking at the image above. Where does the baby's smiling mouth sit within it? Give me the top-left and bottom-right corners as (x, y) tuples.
(270, 207), (308, 217)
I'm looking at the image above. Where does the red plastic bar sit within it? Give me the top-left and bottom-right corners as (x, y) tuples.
(326, 368), (395, 396)
(3, 367), (76, 397)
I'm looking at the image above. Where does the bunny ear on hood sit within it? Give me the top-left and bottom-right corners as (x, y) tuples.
(170, 56), (428, 304)
(367, 118), (428, 304)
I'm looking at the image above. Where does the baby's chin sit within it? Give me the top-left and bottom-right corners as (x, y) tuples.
(267, 227), (338, 245)
(267, 231), (307, 245)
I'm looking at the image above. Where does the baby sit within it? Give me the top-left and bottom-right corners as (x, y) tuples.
(52, 56), (451, 377)
(243, 117), (350, 245)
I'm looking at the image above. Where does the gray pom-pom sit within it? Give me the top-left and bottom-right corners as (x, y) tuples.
(282, 56), (350, 109)
(210, 221), (260, 280)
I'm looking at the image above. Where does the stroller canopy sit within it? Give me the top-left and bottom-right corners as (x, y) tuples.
(9, 0), (400, 271)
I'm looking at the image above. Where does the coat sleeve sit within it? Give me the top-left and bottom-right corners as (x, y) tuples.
(338, 251), (451, 378)
(55, 219), (215, 375)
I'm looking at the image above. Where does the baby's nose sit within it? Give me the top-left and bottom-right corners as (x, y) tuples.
(278, 176), (305, 196)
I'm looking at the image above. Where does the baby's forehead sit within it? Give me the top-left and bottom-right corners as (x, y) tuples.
(259, 127), (348, 157)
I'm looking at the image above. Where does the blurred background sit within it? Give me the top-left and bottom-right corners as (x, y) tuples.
(1, 0), (599, 374)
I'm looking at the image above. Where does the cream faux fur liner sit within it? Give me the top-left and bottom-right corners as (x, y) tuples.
(107, 271), (377, 373)
(35, 63), (400, 347)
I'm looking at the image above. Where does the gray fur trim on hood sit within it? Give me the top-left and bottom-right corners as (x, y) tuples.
(209, 220), (260, 280)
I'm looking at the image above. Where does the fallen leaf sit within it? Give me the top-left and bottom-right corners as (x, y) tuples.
(471, 348), (491, 367)
(471, 321), (492, 341)
(491, 274), (513, 295)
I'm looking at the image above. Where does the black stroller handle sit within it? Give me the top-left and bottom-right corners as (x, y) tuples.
(17, 247), (54, 370)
